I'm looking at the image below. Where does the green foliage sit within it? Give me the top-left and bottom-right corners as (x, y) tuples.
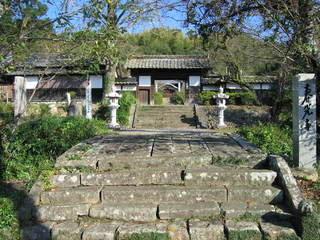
(127, 27), (204, 55)
(0, 198), (20, 239)
(171, 91), (185, 105)
(0, 101), (13, 123)
(228, 92), (257, 105)
(228, 230), (261, 240)
(117, 91), (136, 126)
(275, 233), (301, 240)
(196, 91), (217, 105)
(154, 92), (163, 105)
(67, 91), (77, 98)
(122, 232), (169, 240)
(299, 212), (320, 240)
(237, 123), (292, 160)
(94, 101), (111, 121)
(1, 116), (110, 181)
(237, 212), (260, 222)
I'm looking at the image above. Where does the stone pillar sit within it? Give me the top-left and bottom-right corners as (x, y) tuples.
(66, 92), (71, 106)
(213, 86), (229, 128)
(107, 85), (121, 128)
(292, 74), (317, 169)
(14, 76), (27, 118)
(85, 80), (92, 119)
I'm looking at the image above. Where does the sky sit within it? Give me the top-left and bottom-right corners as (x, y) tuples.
(42, 0), (189, 34)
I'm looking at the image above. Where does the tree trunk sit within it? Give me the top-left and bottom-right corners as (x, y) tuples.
(103, 60), (117, 100)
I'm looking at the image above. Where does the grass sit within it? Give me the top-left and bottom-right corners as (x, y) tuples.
(0, 115), (111, 237)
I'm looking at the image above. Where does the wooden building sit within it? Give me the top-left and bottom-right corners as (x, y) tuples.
(126, 55), (220, 104)
(2, 54), (277, 105)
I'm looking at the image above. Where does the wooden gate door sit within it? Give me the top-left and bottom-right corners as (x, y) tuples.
(139, 89), (150, 105)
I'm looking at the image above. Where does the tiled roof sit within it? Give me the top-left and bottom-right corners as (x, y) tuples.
(242, 76), (277, 83)
(126, 55), (211, 69)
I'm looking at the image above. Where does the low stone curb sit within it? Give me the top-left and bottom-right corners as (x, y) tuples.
(228, 133), (263, 154)
(267, 155), (304, 214)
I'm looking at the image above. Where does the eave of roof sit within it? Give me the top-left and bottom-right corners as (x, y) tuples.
(126, 55), (211, 69)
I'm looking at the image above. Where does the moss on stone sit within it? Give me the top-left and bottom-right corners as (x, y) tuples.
(229, 230), (261, 240)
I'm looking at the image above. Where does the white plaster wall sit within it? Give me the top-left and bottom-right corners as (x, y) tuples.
(226, 83), (241, 89)
(261, 84), (271, 90)
(25, 76), (38, 89)
(139, 76), (151, 86)
(122, 85), (137, 91)
(89, 75), (103, 89)
(203, 86), (219, 91)
(189, 76), (200, 87)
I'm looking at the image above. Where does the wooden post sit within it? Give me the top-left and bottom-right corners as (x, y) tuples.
(14, 76), (27, 119)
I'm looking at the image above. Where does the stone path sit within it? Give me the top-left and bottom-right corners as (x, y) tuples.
(23, 132), (299, 240)
(133, 105), (197, 129)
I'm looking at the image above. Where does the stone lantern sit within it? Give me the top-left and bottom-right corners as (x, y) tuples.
(213, 86), (229, 128)
(107, 85), (121, 128)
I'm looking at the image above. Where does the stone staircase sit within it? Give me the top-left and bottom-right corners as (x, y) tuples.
(133, 105), (197, 129)
(23, 133), (299, 240)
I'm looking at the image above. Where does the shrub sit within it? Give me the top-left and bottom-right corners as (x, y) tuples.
(94, 101), (110, 121)
(299, 211), (320, 240)
(0, 101), (13, 123)
(196, 91), (217, 105)
(0, 198), (20, 239)
(154, 92), (163, 105)
(117, 91), (136, 125)
(1, 116), (110, 181)
(171, 91), (185, 105)
(237, 123), (292, 160)
(228, 92), (257, 105)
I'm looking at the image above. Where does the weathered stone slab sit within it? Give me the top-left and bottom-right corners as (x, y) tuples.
(188, 219), (225, 240)
(166, 221), (189, 240)
(268, 155), (303, 213)
(184, 168), (276, 186)
(225, 220), (261, 240)
(228, 133), (262, 154)
(158, 202), (219, 220)
(82, 223), (119, 240)
(227, 186), (283, 204)
(50, 174), (80, 188)
(41, 187), (101, 205)
(260, 221), (297, 240)
(102, 186), (227, 204)
(118, 223), (159, 239)
(51, 221), (82, 240)
(82, 169), (182, 186)
(55, 159), (97, 169)
(221, 202), (275, 218)
(98, 153), (213, 171)
(89, 203), (157, 222)
(34, 204), (90, 221)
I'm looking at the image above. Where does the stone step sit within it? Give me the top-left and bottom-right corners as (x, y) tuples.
(184, 168), (277, 187)
(27, 218), (298, 240)
(102, 186), (228, 204)
(97, 153), (213, 170)
(89, 203), (157, 222)
(40, 187), (101, 205)
(158, 202), (219, 220)
(100, 185), (282, 204)
(51, 168), (277, 188)
(81, 169), (182, 186)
